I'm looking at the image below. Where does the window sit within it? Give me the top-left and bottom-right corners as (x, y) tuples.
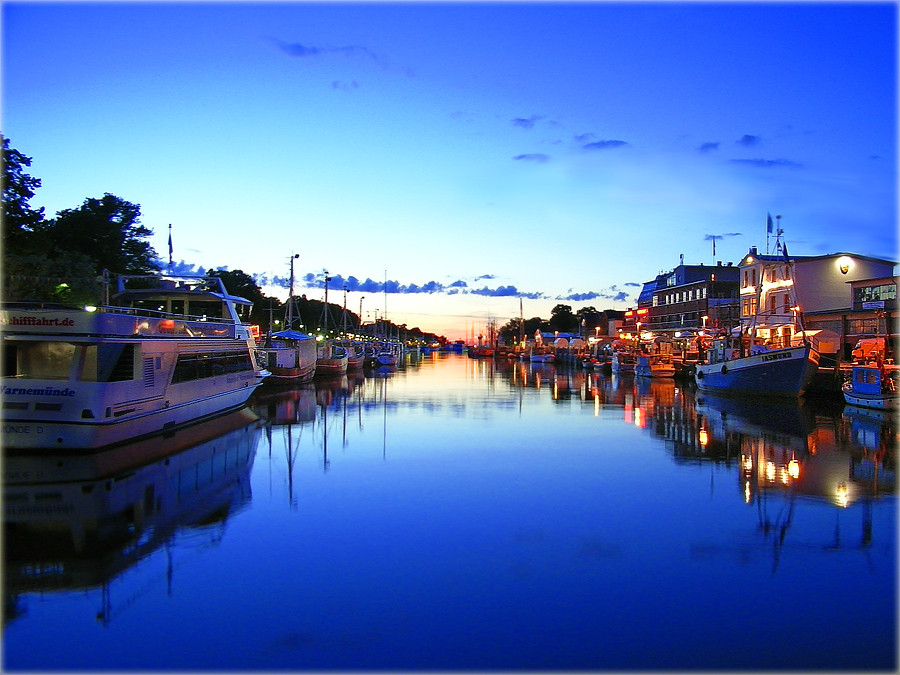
(854, 283), (896, 304)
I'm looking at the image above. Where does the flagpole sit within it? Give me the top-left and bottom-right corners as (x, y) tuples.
(167, 224), (173, 273)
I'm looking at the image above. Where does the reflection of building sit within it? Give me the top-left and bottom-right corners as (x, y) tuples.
(4, 408), (262, 625)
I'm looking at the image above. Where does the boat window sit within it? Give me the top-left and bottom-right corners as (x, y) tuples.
(187, 301), (224, 320)
(171, 349), (252, 383)
(5, 341), (76, 379)
(80, 344), (137, 382)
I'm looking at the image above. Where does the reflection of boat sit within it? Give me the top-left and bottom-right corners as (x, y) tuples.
(842, 363), (899, 411)
(695, 390), (816, 441)
(694, 339), (819, 397)
(4, 407), (262, 616)
(250, 384), (317, 425)
(1, 273), (269, 450)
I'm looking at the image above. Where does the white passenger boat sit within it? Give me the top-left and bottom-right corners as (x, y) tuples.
(1, 273), (270, 450)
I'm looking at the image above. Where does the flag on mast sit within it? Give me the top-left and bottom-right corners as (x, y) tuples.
(766, 212), (774, 233)
(167, 224), (173, 271)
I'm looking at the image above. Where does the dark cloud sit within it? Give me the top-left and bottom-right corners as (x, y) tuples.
(583, 140), (629, 150)
(331, 80), (360, 91)
(512, 115), (543, 130)
(737, 134), (761, 146)
(698, 142), (719, 153)
(729, 158), (802, 169)
(475, 274), (495, 281)
(574, 132), (596, 143)
(513, 153), (550, 163)
(624, 281), (642, 287)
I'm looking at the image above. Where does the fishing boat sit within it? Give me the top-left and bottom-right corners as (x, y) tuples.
(315, 340), (349, 376)
(529, 346), (555, 363)
(258, 254), (316, 383)
(343, 341), (366, 370)
(1, 273), (270, 450)
(694, 339), (819, 397)
(635, 353), (676, 378)
(370, 340), (402, 366)
(260, 329), (316, 383)
(610, 350), (635, 373)
(842, 363), (899, 411)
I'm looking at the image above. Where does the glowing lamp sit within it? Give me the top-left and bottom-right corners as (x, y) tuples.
(837, 256), (852, 275)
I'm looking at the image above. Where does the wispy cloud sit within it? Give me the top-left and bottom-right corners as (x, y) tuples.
(512, 115), (543, 130)
(698, 142), (719, 153)
(582, 139), (629, 150)
(729, 158), (803, 169)
(513, 153), (550, 163)
(704, 232), (742, 242)
(737, 134), (761, 147)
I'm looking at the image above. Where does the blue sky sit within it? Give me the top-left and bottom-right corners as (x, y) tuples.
(3, 1), (896, 339)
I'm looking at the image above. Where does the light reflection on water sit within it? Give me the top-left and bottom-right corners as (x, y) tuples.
(3, 352), (896, 671)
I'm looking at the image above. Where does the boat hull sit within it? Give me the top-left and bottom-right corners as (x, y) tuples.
(694, 345), (819, 397)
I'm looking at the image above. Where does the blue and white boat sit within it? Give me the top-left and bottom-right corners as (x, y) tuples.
(694, 339), (820, 397)
(842, 363), (898, 411)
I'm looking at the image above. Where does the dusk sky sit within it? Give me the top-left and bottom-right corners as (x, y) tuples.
(3, 1), (897, 340)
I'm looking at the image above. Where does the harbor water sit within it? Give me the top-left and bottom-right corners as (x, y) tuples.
(3, 352), (897, 671)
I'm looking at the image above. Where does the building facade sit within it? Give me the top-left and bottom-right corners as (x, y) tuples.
(737, 247), (896, 356)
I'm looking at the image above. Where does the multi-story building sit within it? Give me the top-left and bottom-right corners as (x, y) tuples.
(737, 247), (896, 357)
(620, 260), (740, 339)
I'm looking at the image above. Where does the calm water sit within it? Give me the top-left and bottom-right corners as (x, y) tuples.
(3, 352), (897, 671)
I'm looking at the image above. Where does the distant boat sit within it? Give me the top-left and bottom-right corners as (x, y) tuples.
(842, 363), (898, 411)
(529, 347), (555, 363)
(635, 353), (676, 378)
(1, 273), (269, 450)
(611, 350), (635, 373)
(370, 340), (402, 366)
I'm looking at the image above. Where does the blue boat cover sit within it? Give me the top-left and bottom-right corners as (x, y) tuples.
(271, 330), (313, 340)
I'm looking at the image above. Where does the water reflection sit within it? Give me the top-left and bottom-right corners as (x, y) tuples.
(3, 407), (262, 627)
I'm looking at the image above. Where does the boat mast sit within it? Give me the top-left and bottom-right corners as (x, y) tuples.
(285, 253), (299, 330)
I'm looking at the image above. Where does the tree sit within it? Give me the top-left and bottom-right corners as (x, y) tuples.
(40, 194), (159, 275)
(548, 304), (578, 332)
(2, 135), (45, 253)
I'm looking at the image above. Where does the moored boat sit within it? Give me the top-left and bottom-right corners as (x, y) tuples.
(694, 339), (820, 397)
(259, 329), (316, 383)
(842, 363), (899, 411)
(315, 340), (349, 376)
(1, 273), (270, 450)
(635, 353), (676, 378)
(611, 350), (635, 373)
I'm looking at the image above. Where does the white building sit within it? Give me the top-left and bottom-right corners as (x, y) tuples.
(738, 246), (896, 352)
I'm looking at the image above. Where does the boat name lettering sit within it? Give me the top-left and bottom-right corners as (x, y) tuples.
(2, 315), (75, 327)
(3, 424), (44, 434)
(760, 351), (792, 362)
(1, 385), (76, 397)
